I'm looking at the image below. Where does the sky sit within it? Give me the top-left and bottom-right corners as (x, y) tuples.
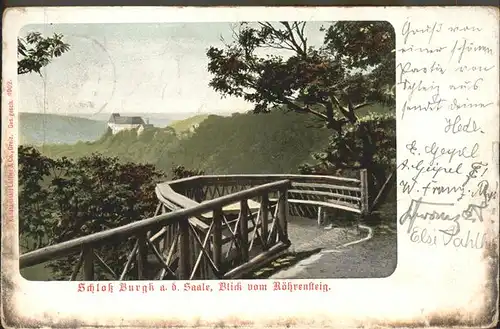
(18, 22), (329, 117)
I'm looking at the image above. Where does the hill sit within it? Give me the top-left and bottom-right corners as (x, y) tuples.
(41, 125), (180, 165)
(162, 110), (331, 174)
(19, 112), (107, 145)
(40, 110), (331, 175)
(38, 104), (392, 176)
(19, 111), (210, 146)
(168, 114), (210, 135)
(71, 112), (206, 128)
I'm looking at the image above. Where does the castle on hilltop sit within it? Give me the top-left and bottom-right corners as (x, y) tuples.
(107, 113), (153, 135)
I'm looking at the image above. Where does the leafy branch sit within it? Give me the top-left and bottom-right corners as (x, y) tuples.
(18, 32), (71, 75)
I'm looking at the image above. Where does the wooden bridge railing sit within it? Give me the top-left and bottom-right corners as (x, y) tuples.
(20, 180), (292, 281)
(156, 170), (369, 224)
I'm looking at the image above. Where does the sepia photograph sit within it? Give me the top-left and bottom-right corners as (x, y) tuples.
(17, 21), (397, 282)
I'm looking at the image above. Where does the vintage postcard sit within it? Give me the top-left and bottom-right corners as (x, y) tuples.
(2, 6), (499, 328)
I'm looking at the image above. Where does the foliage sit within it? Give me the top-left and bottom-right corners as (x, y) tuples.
(163, 110), (332, 175)
(18, 32), (71, 75)
(18, 146), (54, 250)
(171, 165), (205, 179)
(40, 126), (179, 166)
(322, 21), (395, 96)
(206, 21), (396, 199)
(37, 105), (392, 181)
(37, 109), (340, 176)
(18, 146), (164, 279)
(300, 112), (396, 199)
(207, 21), (394, 124)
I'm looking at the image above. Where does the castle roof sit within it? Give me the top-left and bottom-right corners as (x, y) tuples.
(108, 113), (145, 125)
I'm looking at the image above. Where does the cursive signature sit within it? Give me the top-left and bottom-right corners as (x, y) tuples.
(399, 197), (488, 235)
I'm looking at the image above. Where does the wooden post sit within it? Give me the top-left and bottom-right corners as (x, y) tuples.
(137, 234), (148, 280)
(178, 219), (191, 280)
(195, 187), (203, 203)
(83, 246), (94, 280)
(359, 169), (369, 232)
(317, 206), (323, 227)
(278, 190), (289, 242)
(360, 169), (369, 215)
(160, 206), (168, 255)
(190, 231), (197, 279)
(153, 233), (161, 253)
(239, 200), (249, 262)
(165, 224), (173, 256)
(212, 208), (223, 270)
(260, 194), (269, 250)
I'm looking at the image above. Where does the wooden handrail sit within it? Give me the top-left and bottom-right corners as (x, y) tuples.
(157, 172), (369, 218)
(168, 173), (361, 185)
(20, 180), (291, 269)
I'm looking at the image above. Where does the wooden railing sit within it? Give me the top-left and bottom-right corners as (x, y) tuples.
(20, 180), (292, 281)
(156, 170), (369, 223)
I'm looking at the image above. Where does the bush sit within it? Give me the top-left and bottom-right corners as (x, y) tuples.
(299, 112), (396, 204)
(18, 146), (164, 279)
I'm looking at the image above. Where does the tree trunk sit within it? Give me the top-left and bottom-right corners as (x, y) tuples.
(359, 124), (377, 207)
(370, 169), (396, 213)
(369, 165), (388, 206)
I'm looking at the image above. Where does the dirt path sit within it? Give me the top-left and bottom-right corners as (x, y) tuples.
(273, 218), (397, 279)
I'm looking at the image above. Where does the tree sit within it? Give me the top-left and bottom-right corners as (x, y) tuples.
(18, 146), (55, 250)
(207, 21), (396, 204)
(18, 32), (71, 75)
(171, 165), (205, 180)
(17, 31), (71, 252)
(18, 146), (165, 279)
